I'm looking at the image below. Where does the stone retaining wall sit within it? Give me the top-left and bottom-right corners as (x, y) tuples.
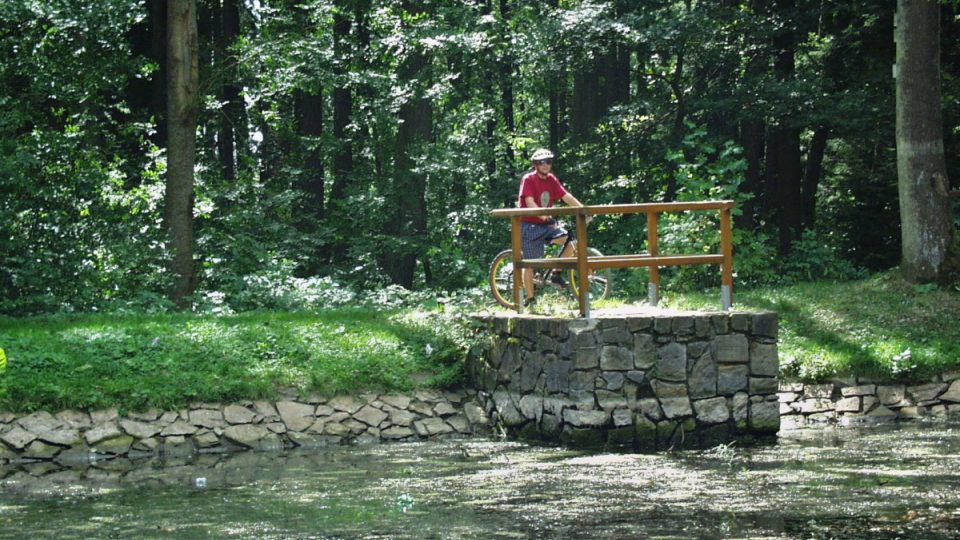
(468, 311), (781, 449)
(780, 374), (960, 428)
(0, 390), (489, 466)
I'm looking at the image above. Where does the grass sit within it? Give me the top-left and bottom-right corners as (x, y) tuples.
(659, 271), (960, 383)
(2, 271), (958, 414)
(0, 308), (467, 414)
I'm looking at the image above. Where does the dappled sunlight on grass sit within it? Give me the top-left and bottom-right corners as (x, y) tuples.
(663, 271), (960, 382)
(0, 308), (468, 413)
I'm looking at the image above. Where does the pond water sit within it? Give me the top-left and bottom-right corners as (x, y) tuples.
(2, 421), (959, 539)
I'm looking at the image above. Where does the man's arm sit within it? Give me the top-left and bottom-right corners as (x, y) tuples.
(561, 193), (583, 207)
(524, 196), (552, 222)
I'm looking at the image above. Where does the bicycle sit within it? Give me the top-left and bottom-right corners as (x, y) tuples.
(488, 225), (611, 310)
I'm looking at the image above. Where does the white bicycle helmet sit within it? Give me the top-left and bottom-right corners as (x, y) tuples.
(531, 148), (555, 162)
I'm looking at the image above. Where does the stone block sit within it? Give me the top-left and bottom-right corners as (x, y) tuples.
(414, 417), (454, 436)
(355, 405), (389, 427)
(0, 426), (36, 450)
(694, 317), (712, 338)
(432, 402), (457, 417)
(907, 383), (947, 403)
(687, 354), (717, 399)
(223, 405), (256, 424)
(603, 371), (625, 391)
(660, 397), (693, 419)
(804, 384), (835, 399)
(730, 313), (751, 332)
(693, 397), (729, 424)
(119, 420), (160, 440)
(520, 354), (545, 391)
(634, 334), (656, 369)
(877, 385), (906, 406)
(717, 365), (748, 395)
(22, 440), (62, 459)
(600, 346), (634, 371)
(841, 385), (876, 397)
(779, 382), (804, 392)
(601, 320), (632, 346)
(627, 317), (653, 332)
(779, 392), (800, 403)
(653, 317), (673, 334)
(711, 314), (730, 334)
(799, 398), (834, 413)
(562, 409), (609, 428)
(518, 395), (543, 422)
(656, 342), (687, 381)
(161, 420), (198, 437)
(572, 347), (600, 369)
(17, 412), (62, 434)
(732, 392), (749, 430)
(751, 312), (778, 338)
(749, 342), (778, 377)
(715, 334), (749, 364)
(55, 410), (92, 429)
(835, 397), (861, 413)
(389, 408), (417, 427)
(612, 409), (633, 427)
(189, 409), (225, 429)
(652, 380), (687, 399)
(749, 401), (780, 433)
(545, 360), (572, 393)
(223, 424), (273, 448)
(749, 377), (779, 395)
(941, 380), (960, 402)
(380, 395), (412, 410)
(672, 316), (695, 336)
(637, 398), (662, 421)
(381, 426), (415, 440)
(626, 370), (646, 385)
(597, 390), (628, 410)
(569, 370), (597, 393)
(492, 390), (524, 426)
(92, 435), (135, 455)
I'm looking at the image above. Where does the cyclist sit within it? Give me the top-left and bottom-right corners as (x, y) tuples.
(517, 148), (584, 306)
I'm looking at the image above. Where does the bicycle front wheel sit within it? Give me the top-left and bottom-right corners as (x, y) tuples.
(567, 247), (611, 302)
(488, 249), (520, 310)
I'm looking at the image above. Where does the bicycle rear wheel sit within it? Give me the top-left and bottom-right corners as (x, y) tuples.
(488, 249), (520, 310)
(567, 247), (611, 302)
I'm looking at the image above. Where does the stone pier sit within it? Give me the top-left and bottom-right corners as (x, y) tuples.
(468, 309), (780, 450)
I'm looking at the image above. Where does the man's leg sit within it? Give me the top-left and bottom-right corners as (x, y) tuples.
(522, 267), (535, 300)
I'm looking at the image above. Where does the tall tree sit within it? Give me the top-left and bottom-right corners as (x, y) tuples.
(382, 0), (434, 288)
(166, 0), (200, 307)
(895, 0), (953, 282)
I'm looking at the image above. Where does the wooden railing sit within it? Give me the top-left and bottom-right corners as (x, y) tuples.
(490, 201), (735, 317)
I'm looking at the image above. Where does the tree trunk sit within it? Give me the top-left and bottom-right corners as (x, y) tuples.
(499, 0), (516, 173)
(165, 0), (199, 308)
(296, 90), (325, 223)
(217, 0), (243, 183)
(801, 126), (829, 229)
(771, 0), (803, 255)
(383, 1), (433, 288)
(738, 119), (765, 229)
(895, 0), (953, 282)
(331, 6), (353, 205)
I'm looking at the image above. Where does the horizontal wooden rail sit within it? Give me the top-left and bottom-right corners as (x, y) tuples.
(491, 201), (735, 317)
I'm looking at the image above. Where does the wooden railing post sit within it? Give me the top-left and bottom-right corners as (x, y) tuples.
(511, 216), (523, 312)
(720, 205), (733, 310)
(646, 211), (660, 306)
(575, 210), (590, 318)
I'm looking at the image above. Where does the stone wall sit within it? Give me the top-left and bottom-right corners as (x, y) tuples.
(779, 374), (960, 428)
(468, 311), (780, 450)
(0, 390), (489, 466)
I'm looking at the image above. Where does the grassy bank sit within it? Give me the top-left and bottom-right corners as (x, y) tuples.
(0, 309), (467, 414)
(1, 272), (957, 414)
(660, 271), (960, 383)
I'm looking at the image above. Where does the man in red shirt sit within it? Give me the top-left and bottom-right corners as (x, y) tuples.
(517, 148), (584, 306)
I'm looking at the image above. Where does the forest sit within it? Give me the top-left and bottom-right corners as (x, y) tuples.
(1, 0), (958, 315)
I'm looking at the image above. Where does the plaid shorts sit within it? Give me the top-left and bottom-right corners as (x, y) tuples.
(521, 221), (568, 259)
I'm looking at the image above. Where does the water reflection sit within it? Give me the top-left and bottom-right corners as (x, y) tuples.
(2, 420), (959, 539)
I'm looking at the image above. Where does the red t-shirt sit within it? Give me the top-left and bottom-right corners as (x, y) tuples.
(518, 171), (568, 223)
